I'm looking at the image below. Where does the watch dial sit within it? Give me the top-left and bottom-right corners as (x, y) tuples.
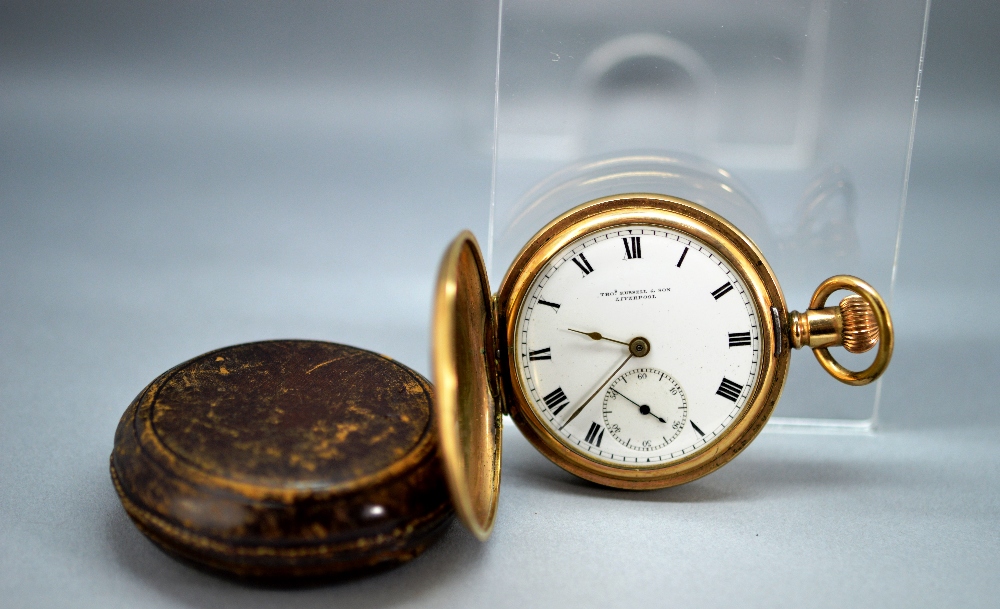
(515, 226), (762, 467)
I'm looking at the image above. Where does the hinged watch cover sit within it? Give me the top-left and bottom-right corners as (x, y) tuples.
(431, 231), (503, 541)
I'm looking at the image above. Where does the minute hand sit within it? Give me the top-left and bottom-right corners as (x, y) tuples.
(560, 353), (634, 429)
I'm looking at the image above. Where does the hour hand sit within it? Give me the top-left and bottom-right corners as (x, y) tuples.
(567, 328), (630, 346)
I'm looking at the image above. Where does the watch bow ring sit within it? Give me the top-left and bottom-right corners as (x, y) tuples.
(788, 275), (894, 386)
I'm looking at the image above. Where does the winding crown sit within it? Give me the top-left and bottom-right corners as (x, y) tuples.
(839, 295), (879, 353)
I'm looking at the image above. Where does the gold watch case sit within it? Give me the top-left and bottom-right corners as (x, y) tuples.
(431, 193), (893, 539)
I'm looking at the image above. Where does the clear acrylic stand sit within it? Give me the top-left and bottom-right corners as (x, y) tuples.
(488, 0), (931, 429)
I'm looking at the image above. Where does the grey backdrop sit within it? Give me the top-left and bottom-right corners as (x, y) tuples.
(2, 1), (998, 607)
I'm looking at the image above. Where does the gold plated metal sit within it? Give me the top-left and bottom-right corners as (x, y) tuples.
(788, 307), (842, 349)
(789, 275), (893, 386)
(495, 194), (791, 489)
(431, 231), (502, 541)
(840, 295), (879, 353)
(788, 295), (879, 353)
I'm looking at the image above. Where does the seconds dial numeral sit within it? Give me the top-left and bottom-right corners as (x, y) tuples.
(622, 236), (641, 259)
(585, 422), (604, 447)
(571, 253), (594, 275)
(728, 331), (752, 347)
(543, 387), (570, 415)
(528, 348), (551, 361)
(716, 377), (743, 403)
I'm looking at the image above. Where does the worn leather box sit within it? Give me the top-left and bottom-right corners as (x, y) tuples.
(110, 340), (454, 579)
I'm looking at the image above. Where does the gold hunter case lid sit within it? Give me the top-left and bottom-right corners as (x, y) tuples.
(431, 231), (503, 541)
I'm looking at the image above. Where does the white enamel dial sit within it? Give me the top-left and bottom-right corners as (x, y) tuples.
(515, 225), (761, 466)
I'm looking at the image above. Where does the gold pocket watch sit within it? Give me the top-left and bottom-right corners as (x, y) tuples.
(432, 193), (893, 540)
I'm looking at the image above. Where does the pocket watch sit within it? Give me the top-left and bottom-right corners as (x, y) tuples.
(432, 193), (893, 540)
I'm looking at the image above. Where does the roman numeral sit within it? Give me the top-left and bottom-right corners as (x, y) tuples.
(622, 236), (641, 259)
(571, 253), (594, 275)
(528, 348), (551, 361)
(728, 331), (752, 347)
(711, 282), (734, 300)
(543, 387), (570, 415)
(690, 420), (705, 436)
(585, 422), (604, 447)
(537, 299), (561, 311)
(676, 246), (689, 267)
(716, 377), (743, 402)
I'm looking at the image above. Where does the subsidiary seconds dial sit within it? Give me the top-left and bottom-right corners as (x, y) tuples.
(602, 368), (688, 451)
